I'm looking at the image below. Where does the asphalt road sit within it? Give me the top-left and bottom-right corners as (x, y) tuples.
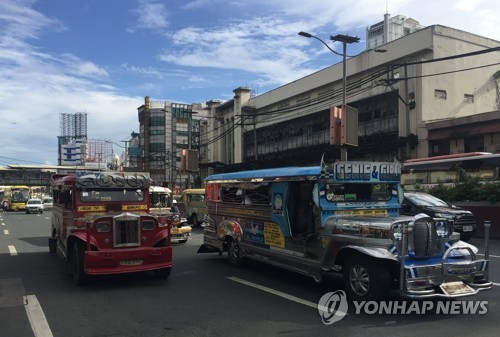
(1, 210), (499, 337)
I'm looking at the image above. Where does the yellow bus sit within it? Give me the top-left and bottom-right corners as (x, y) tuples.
(3, 185), (31, 211)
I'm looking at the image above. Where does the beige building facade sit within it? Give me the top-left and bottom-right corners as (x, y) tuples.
(200, 23), (500, 176)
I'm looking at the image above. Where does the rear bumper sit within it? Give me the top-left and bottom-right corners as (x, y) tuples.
(27, 208), (43, 213)
(84, 246), (173, 275)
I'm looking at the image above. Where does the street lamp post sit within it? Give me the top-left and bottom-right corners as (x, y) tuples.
(299, 31), (359, 160)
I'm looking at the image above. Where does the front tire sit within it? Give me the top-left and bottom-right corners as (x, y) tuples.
(343, 255), (389, 301)
(460, 233), (474, 242)
(228, 238), (243, 267)
(72, 242), (87, 286)
(191, 214), (199, 227)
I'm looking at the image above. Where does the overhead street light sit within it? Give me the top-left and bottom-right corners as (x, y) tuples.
(299, 31), (360, 160)
(298, 31), (344, 57)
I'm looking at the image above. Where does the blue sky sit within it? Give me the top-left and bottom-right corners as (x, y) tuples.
(1, 0), (499, 166)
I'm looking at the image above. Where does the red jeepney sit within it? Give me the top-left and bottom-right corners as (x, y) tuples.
(49, 171), (173, 285)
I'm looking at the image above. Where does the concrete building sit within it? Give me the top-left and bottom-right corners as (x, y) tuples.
(137, 96), (206, 190)
(200, 18), (500, 176)
(366, 13), (424, 49)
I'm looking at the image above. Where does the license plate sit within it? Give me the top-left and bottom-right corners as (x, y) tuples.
(119, 259), (144, 266)
(171, 228), (179, 234)
(440, 281), (475, 296)
(462, 226), (473, 232)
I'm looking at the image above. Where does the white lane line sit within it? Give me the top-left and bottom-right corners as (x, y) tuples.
(493, 282), (500, 287)
(4, 229), (9, 235)
(8, 245), (17, 256)
(1, 222), (5, 226)
(228, 276), (346, 316)
(476, 253), (500, 258)
(24, 295), (54, 337)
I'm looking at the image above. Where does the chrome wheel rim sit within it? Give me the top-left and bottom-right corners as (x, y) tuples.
(230, 241), (239, 260)
(349, 264), (370, 296)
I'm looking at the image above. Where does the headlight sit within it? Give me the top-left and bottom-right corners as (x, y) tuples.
(434, 212), (455, 219)
(390, 221), (408, 241)
(96, 222), (111, 232)
(435, 219), (453, 237)
(142, 220), (155, 230)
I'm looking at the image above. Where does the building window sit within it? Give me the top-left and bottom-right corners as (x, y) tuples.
(464, 94), (474, 103)
(434, 89), (447, 100)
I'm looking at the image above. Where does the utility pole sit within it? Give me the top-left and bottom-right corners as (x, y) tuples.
(330, 34), (360, 161)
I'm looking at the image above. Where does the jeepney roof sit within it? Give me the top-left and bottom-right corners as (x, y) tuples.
(206, 162), (401, 184)
(180, 188), (206, 194)
(205, 166), (321, 183)
(51, 172), (151, 189)
(150, 186), (172, 193)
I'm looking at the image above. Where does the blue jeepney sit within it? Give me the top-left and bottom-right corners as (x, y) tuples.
(199, 161), (492, 300)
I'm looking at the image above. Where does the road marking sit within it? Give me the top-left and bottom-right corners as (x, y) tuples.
(4, 229), (9, 235)
(8, 245), (17, 256)
(228, 276), (346, 316)
(493, 282), (500, 287)
(1, 222), (5, 226)
(24, 295), (54, 337)
(476, 253), (500, 258)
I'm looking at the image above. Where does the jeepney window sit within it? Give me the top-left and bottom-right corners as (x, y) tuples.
(243, 183), (270, 205)
(80, 189), (145, 202)
(221, 186), (243, 203)
(325, 183), (392, 202)
(188, 194), (204, 202)
(151, 193), (171, 207)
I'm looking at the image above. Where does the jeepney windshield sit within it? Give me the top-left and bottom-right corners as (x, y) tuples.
(80, 189), (145, 203)
(151, 193), (172, 208)
(325, 183), (393, 202)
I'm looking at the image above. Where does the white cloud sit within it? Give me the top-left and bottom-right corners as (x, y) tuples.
(128, 0), (169, 33)
(0, 1), (140, 164)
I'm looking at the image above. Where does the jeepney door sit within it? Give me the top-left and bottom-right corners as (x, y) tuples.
(270, 182), (291, 237)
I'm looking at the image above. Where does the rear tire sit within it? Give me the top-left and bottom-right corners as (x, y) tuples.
(228, 238), (243, 267)
(343, 255), (389, 301)
(49, 237), (57, 253)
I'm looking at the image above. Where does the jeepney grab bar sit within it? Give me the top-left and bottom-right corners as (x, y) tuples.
(399, 221), (408, 295)
(484, 220), (491, 261)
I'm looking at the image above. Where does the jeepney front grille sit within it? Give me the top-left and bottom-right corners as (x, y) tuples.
(412, 218), (437, 258)
(114, 219), (140, 247)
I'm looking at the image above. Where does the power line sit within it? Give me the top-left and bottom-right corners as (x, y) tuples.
(0, 155), (49, 166)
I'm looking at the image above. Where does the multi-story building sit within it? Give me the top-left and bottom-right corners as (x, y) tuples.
(366, 13), (424, 50)
(200, 18), (500, 176)
(137, 96), (206, 190)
